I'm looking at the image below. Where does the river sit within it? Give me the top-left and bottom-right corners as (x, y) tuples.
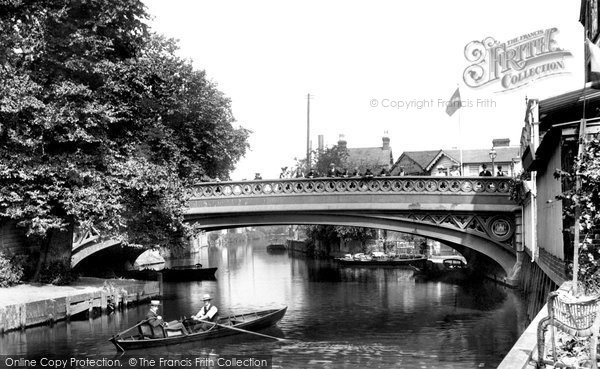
(0, 240), (528, 368)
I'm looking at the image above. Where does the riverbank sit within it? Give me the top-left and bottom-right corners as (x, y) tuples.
(0, 277), (159, 333)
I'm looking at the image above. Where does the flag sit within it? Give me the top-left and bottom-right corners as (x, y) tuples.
(446, 88), (462, 117)
(587, 38), (600, 82)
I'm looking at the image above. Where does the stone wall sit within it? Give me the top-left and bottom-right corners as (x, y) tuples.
(0, 220), (33, 258)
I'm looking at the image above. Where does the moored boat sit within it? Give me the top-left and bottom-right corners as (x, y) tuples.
(109, 307), (287, 351)
(120, 264), (217, 281)
(415, 258), (471, 283)
(266, 243), (287, 253)
(335, 253), (427, 268)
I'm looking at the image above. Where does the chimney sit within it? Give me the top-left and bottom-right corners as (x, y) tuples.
(492, 138), (510, 147)
(338, 134), (347, 149)
(318, 135), (324, 152)
(382, 131), (390, 150)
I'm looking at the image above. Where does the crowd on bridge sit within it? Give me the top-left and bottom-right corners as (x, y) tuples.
(276, 164), (397, 180)
(199, 163), (506, 183)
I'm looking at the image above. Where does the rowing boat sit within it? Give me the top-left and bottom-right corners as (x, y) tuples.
(109, 307), (287, 351)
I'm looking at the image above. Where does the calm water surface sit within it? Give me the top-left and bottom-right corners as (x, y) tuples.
(1, 241), (528, 368)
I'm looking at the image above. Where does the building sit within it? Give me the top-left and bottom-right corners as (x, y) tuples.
(335, 134), (394, 174)
(390, 139), (521, 176)
(515, 0), (600, 284)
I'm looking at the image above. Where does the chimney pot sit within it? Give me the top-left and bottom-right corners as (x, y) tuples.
(382, 135), (390, 150)
(492, 138), (510, 147)
(338, 134), (347, 149)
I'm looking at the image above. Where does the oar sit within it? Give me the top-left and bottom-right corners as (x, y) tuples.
(108, 319), (150, 352)
(196, 319), (288, 342)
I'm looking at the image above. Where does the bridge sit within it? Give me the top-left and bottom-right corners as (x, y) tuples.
(186, 176), (522, 283)
(70, 176), (522, 283)
(71, 227), (144, 269)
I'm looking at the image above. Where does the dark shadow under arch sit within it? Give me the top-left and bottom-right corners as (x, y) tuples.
(187, 212), (517, 276)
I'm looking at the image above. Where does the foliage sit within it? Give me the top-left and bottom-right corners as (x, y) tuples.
(555, 135), (600, 294)
(508, 171), (530, 205)
(0, 252), (24, 287)
(0, 0), (249, 277)
(293, 145), (349, 176)
(303, 225), (339, 246)
(335, 226), (377, 245)
(37, 260), (78, 285)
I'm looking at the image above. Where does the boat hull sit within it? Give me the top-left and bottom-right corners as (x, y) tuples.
(120, 267), (218, 281)
(336, 257), (427, 268)
(266, 244), (287, 253)
(110, 307), (287, 351)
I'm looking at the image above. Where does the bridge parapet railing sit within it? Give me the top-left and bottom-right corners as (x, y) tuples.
(191, 176), (512, 198)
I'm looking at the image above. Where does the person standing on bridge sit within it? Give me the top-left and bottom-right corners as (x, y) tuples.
(327, 163), (338, 177)
(192, 294), (219, 331)
(479, 164), (492, 176)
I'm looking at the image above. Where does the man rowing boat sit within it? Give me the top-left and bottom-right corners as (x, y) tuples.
(191, 294), (219, 331)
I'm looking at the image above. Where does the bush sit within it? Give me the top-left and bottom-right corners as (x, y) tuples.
(38, 260), (78, 285)
(555, 135), (600, 294)
(508, 171), (529, 205)
(0, 252), (24, 287)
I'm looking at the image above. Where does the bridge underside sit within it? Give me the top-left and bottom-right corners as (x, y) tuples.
(186, 211), (517, 278)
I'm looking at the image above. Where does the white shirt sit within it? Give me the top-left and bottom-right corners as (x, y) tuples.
(194, 304), (218, 320)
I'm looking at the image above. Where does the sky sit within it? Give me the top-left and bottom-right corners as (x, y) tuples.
(145, 0), (585, 180)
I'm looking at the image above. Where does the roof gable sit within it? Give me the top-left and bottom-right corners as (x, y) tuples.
(395, 150), (442, 170)
(424, 151), (460, 171)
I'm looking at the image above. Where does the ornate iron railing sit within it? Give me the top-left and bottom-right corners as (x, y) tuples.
(191, 176), (512, 198)
(72, 226), (101, 251)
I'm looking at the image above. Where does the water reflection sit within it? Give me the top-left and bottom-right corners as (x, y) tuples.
(1, 239), (526, 368)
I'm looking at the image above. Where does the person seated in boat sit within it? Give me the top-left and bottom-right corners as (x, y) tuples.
(191, 294), (219, 331)
(147, 300), (187, 335)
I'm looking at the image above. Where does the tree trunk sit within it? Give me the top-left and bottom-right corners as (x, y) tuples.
(32, 236), (51, 282)
(32, 225), (74, 282)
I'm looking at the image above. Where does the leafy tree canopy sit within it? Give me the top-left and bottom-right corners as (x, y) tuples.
(293, 145), (348, 177)
(0, 0), (249, 252)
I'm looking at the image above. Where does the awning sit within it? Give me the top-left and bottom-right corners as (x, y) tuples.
(539, 86), (600, 130)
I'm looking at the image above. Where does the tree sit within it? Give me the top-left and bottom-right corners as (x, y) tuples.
(0, 1), (249, 281)
(335, 226), (377, 253)
(293, 145), (375, 255)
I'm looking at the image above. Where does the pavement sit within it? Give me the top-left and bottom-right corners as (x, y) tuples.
(0, 277), (134, 307)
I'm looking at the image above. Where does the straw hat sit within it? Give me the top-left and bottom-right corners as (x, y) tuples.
(201, 294), (212, 301)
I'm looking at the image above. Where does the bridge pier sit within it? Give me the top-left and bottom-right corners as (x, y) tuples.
(506, 210), (524, 286)
(506, 251), (524, 286)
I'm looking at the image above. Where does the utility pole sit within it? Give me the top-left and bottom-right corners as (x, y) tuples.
(306, 93), (313, 170)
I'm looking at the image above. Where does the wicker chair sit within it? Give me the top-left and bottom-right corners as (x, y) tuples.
(537, 291), (600, 368)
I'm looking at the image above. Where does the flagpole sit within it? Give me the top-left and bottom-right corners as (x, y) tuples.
(573, 22), (591, 295)
(458, 85), (464, 175)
